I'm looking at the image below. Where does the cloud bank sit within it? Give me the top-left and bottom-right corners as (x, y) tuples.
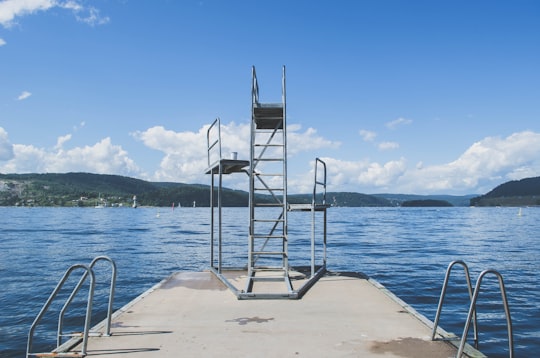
(1, 123), (539, 196)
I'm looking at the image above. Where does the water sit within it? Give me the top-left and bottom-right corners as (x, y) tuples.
(1, 206), (538, 357)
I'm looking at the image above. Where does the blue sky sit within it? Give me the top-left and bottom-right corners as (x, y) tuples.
(1, 0), (539, 195)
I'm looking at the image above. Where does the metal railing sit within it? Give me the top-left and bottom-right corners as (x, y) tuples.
(27, 256), (116, 358)
(58, 256), (117, 345)
(432, 260), (478, 346)
(456, 269), (514, 358)
(206, 117), (222, 170)
(432, 261), (514, 358)
(252, 66), (259, 105)
(310, 158), (328, 276)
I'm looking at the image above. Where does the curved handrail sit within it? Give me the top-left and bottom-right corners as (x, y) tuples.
(27, 264), (95, 358)
(313, 158), (327, 207)
(431, 260), (478, 345)
(456, 269), (514, 358)
(58, 256), (117, 345)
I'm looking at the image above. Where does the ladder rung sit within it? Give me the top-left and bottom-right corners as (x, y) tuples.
(250, 276), (287, 282)
(32, 354), (84, 357)
(254, 144), (284, 147)
(252, 235), (285, 239)
(254, 173), (284, 177)
(252, 251), (286, 255)
(251, 267), (287, 272)
(253, 158), (284, 162)
(253, 219), (285, 223)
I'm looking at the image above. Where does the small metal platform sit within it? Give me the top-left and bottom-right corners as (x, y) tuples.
(204, 159), (250, 175)
(62, 270), (484, 357)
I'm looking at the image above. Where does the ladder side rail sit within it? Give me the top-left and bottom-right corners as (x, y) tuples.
(27, 264), (95, 358)
(281, 65), (288, 273)
(432, 260), (477, 345)
(249, 87), (256, 279)
(58, 257), (116, 345)
(456, 269), (514, 358)
(252, 66), (259, 105)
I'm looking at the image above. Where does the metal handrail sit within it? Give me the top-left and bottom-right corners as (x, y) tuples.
(58, 256), (117, 346)
(310, 158), (327, 276)
(432, 260), (478, 346)
(313, 158), (327, 206)
(457, 269), (514, 358)
(207, 117), (221, 168)
(27, 264), (95, 358)
(252, 66), (259, 105)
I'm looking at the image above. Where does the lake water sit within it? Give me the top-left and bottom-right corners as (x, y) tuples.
(1, 206), (538, 357)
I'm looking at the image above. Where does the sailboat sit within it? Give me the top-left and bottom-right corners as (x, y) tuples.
(95, 194), (106, 208)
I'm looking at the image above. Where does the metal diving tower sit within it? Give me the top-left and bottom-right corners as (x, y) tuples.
(205, 66), (330, 299)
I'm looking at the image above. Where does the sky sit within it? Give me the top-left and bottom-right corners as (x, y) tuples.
(1, 0), (539, 195)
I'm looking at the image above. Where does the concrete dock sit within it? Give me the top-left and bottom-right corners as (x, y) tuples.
(66, 270), (483, 357)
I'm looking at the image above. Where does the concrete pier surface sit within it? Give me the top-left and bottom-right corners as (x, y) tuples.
(68, 270), (483, 357)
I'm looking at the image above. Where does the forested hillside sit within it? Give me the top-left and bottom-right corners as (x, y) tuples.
(4, 172), (530, 207)
(470, 176), (540, 206)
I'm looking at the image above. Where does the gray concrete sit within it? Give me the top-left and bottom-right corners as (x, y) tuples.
(69, 271), (483, 357)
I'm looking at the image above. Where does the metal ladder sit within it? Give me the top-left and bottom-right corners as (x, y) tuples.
(204, 66), (330, 299)
(432, 260), (514, 358)
(246, 65), (290, 295)
(27, 256), (116, 358)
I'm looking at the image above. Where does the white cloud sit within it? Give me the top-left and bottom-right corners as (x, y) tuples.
(0, 0), (108, 28)
(386, 117), (412, 130)
(0, 136), (141, 176)
(132, 125), (212, 182)
(288, 124), (340, 155)
(72, 5), (109, 26)
(0, 0), (54, 27)
(17, 91), (32, 100)
(359, 129), (377, 142)
(73, 121), (85, 131)
(306, 131), (540, 195)
(0, 127), (15, 161)
(319, 157), (407, 193)
(132, 122), (340, 185)
(54, 133), (71, 150)
(0, 37), (6, 46)
(378, 141), (399, 151)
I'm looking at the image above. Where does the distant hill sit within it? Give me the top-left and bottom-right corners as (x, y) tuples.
(0, 173), (260, 207)
(401, 199), (453, 207)
(373, 193), (476, 207)
(470, 176), (540, 206)
(7, 172), (528, 208)
(0, 173), (392, 207)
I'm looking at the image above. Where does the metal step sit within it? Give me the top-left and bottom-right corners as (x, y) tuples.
(251, 235), (286, 240)
(252, 251), (287, 256)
